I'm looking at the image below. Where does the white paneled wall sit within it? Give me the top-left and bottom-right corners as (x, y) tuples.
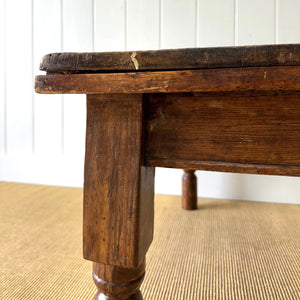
(6, 0), (33, 155)
(197, 0), (235, 47)
(34, 0), (62, 156)
(277, 0), (300, 43)
(94, 0), (126, 51)
(62, 0), (92, 161)
(161, 0), (197, 48)
(127, 0), (160, 51)
(237, 0), (275, 45)
(1, 0), (300, 204)
(0, 0), (5, 155)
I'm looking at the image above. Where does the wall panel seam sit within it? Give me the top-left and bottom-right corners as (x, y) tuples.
(3, 0), (7, 154)
(275, 0), (278, 43)
(234, 0), (238, 46)
(159, 0), (162, 49)
(31, 0), (35, 153)
(92, 0), (95, 51)
(195, 0), (198, 47)
(124, 0), (128, 50)
(61, 0), (64, 155)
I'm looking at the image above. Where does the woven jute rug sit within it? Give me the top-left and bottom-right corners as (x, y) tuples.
(0, 182), (299, 299)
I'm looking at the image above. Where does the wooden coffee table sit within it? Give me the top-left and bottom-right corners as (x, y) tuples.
(35, 44), (300, 299)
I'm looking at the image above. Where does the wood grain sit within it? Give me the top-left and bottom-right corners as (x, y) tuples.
(145, 92), (300, 176)
(35, 66), (300, 94)
(35, 45), (300, 300)
(83, 94), (154, 268)
(39, 44), (300, 73)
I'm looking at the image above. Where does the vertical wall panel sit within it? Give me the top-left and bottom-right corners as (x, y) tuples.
(1, 0), (300, 204)
(277, 0), (300, 43)
(94, 0), (126, 51)
(63, 0), (93, 159)
(127, 0), (160, 50)
(237, 0), (275, 45)
(33, 0), (62, 155)
(5, 0), (33, 155)
(0, 0), (5, 154)
(197, 0), (235, 47)
(161, 0), (196, 48)
(63, 0), (94, 52)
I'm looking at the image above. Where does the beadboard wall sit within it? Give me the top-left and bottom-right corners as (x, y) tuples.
(1, 0), (300, 203)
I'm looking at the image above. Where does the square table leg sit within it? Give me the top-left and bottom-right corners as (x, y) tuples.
(83, 94), (155, 299)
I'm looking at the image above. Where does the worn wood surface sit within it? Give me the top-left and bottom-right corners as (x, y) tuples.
(182, 170), (197, 210)
(35, 66), (300, 94)
(93, 261), (145, 299)
(35, 45), (300, 300)
(83, 94), (155, 268)
(145, 92), (300, 176)
(39, 44), (300, 74)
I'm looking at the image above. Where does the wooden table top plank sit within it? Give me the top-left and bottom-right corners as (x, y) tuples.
(40, 44), (300, 74)
(35, 66), (300, 94)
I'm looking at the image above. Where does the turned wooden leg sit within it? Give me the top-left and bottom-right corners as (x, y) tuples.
(83, 94), (155, 299)
(93, 261), (145, 299)
(182, 169), (197, 210)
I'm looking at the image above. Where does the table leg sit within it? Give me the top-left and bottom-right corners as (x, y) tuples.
(182, 170), (197, 210)
(93, 262), (145, 299)
(83, 94), (155, 299)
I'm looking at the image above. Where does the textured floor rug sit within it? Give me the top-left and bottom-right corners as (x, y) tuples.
(0, 182), (299, 299)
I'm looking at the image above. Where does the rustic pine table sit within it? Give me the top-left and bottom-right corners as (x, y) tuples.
(35, 44), (300, 300)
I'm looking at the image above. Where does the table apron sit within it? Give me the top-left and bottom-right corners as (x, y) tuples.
(144, 92), (300, 176)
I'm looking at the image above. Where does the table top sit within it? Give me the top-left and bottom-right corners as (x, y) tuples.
(40, 44), (300, 74)
(35, 44), (300, 95)
(35, 44), (300, 177)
